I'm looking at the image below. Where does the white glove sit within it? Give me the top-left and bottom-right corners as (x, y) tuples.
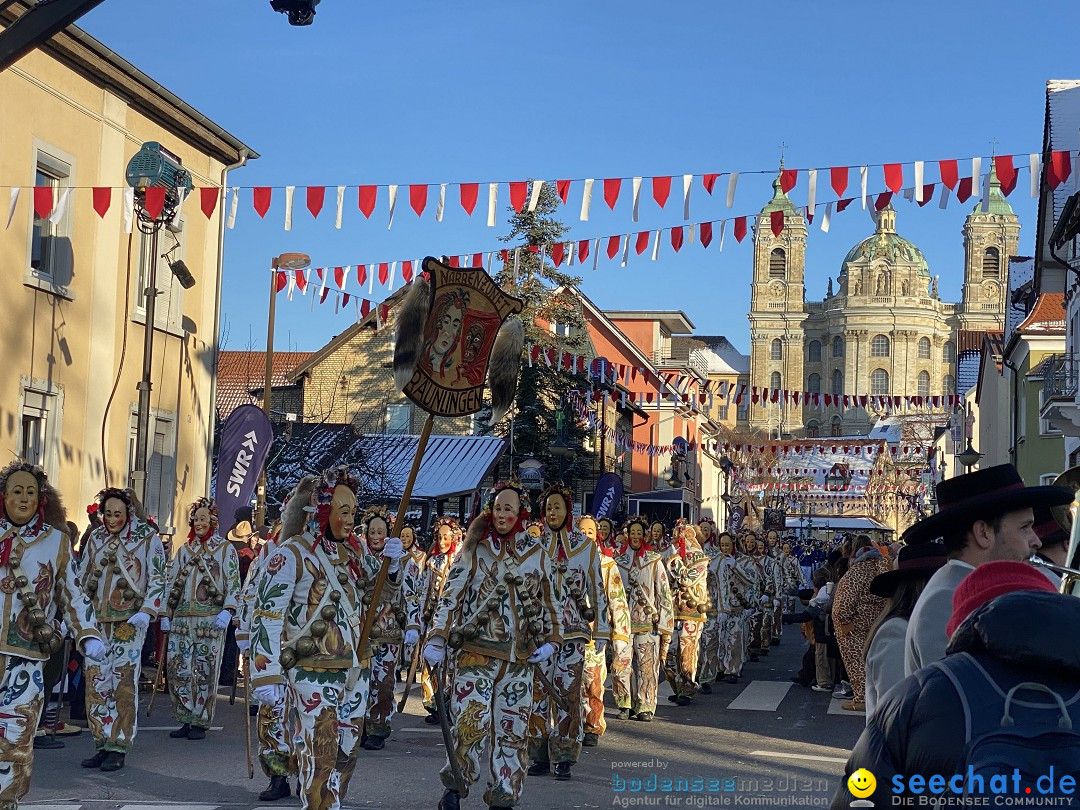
(423, 639), (446, 666)
(159, 617), (171, 632)
(528, 642), (556, 664)
(214, 610), (232, 630)
(237, 638), (251, 653)
(82, 638), (106, 661)
(126, 612), (151, 630)
(773, 599), (781, 608)
(404, 629), (419, 647)
(253, 684), (284, 706)
(594, 639), (607, 654)
(59, 620), (68, 637)
(759, 594), (771, 606)
(382, 537), (405, 572)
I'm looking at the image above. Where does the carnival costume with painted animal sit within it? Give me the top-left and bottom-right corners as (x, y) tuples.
(249, 469), (405, 810)
(0, 463), (104, 810)
(695, 519), (723, 689)
(577, 515), (631, 743)
(704, 534), (753, 683)
(734, 536), (765, 659)
(425, 483), (562, 809)
(612, 517), (674, 721)
(526, 486), (610, 777)
(419, 518), (460, 719)
(162, 497), (241, 738)
(664, 524), (711, 703)
(79, 487), (167, 770)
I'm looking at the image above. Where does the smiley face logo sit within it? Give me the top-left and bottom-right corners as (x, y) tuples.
(847, 768), (877, 799)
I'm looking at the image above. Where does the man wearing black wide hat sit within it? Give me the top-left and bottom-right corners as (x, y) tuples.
(901, 464), (1072, 676)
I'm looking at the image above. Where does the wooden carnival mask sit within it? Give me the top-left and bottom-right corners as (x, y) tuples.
(4, 470), (39, 526)
(327, 485), (357, 542)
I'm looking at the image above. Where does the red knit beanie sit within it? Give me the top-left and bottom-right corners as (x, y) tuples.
(947, 560), (1057, 636)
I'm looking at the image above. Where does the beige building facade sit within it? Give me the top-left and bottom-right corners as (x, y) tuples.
(748, 172), (1017, 439)
(0, 13), (254, 533)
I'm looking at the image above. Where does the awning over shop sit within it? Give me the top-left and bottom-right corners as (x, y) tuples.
(357, 434), (506, 500)
(786, 515), (894, 534)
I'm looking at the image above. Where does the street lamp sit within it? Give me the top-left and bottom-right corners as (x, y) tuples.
(956, 440), (983, 469)
(255, 251), (310, 529)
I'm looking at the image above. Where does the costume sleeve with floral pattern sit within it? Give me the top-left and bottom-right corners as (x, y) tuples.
(428, 552), (475, 642)
(601, 556), (631, 644)
(222, 542), (242, 613)
(56, 536), (104, 648)
(402, 553), (426, 633)
(654, 558), (675, 636)
(589, 547), (611, 642)
(248, 545), (300, 688)
(142, 530), (169, 618)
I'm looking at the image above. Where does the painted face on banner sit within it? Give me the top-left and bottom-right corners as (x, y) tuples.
(328, 485), (357, 541)
(366, 516), (388, 551)
(4, 471), (39, 526)
(492, 489), (521, 536)
(193, 507), (212, 539)
(545, 494), (568, 532)
(462, 322), (485, 364)
(103, 497), (128, 535)
(578, 517), (597, 542)
(434, 303), (464, 355)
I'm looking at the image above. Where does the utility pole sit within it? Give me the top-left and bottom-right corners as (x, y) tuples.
(131, 223), (161, 504)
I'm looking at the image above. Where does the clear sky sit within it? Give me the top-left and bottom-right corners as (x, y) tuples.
(79, 0), (1077, 356)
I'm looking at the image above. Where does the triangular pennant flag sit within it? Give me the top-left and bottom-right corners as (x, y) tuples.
(703, 173), (719, 194)
(780, 168), (797, 193)
(607, 235), (620, 260)
(734, 216), (747, 242)
(92, 187), (112, 218)
(875, 192), (892, 211)
(253, 186), (272, 218)
(402, 260), (413, 283)
(409, 184), (428, 216)
(199, 186), (218, 219)
(994, 155), (1018, 196)
(883, 163), (903, 193)
(770, 209), (784, 237)
(918, 184), (935, 207)
(334, 266), (346, 289)
(509, 181), (528, 212)
(358, 185), (377, 218)
(603, 178), (621, 210)
(1047, 150), (1072, 189)
(700, 221), (713, 249)
(143, 187), (166, 220)
(357, 265), (367, 286)
(556, 179), (571, 205)
(956, 176), (973, 203)
(295, 269), (308, 292)
(378, 263), (389, 285)
(578, 239), (590, 264)
(307, 186), (325, 218)
(551, 242), (565, 267)
(459, 183), (478, 216)
(939, 159), (959, 190)
(635, 231), (650, 255)
(274, 271), (288, 293)
(830, 166), (849, 198)
(652, 176), (671, 208)
(670, 226), (684, 252)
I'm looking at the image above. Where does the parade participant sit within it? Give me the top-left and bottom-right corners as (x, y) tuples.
(650, 521), (673, 561)
(161, 497), (241, 741)
(753, 538), (778, 652)
(576, 515), (630, 747)
(236, 519), (294, 802)
(527, 484), (609, 781)
(249, 467), (406, 810)
(734, 533), (763, 662)
(596, 518), (616, 554)
(778, 540), (805, 614)
(664, 523), (710, 706)
(361, 507), (410, 750)
(695, 518), (722, 693)
(613, 517), (674, 722)
(419, 518), (459, 724)
(0, 462), (105, 810)
(79, 487), (167, 772)
(713, 533), (752, 684)
(398, 524), (425, 681)
(424, 482), (561, 810)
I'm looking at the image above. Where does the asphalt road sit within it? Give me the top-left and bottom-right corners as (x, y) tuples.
(23, 635), (864, 810)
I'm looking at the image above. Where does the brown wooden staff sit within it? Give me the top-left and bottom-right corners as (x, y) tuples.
(244, 652), (254, 779)
(147, 627), (168, 717)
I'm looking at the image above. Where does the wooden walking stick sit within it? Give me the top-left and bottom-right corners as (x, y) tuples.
(244, 652), (254, 780)
(397, 630), (426, 713)
(147, 628), (168, 717)
(434, 658), (466, 796)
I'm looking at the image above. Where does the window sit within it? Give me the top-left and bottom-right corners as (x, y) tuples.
(806, 420), (820, 438)
(982, 247), (1000, 280)
(128, 411), (177, 529)
(943, 341), (956, 363)
(918, 337), (931, 359)
(918, 371), (930, 398)
(770, 372), (782, 390)
(769, 248), (786, 278)
(831, 416), (843, 437)
(718, 403), (730, 421)
(943, 374), (955, 395)
(832, 369), (844, 396)
(386, 403), (412, 433)
(871, 369), (889, 396)
(134, 224), (186, 332)
(29, 151), (74, 291)
(550, 321), (572, 338)
(871, 334), (890, 357)
(20, 390), (50, 469)
(807, 373), (821, 394)
(1039, 389), (1062, 437)
(808, 340), (822, 362)
(736, 400), (749, 422)
(832, 336), (844, 358)
(770, 339), (783, 361)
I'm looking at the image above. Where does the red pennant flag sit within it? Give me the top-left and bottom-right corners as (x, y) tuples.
(703, 173), (719, 194)
(409, 184), (428, 216)
(471, 253), (483, 268)
(635, 231), (650, 254)
(333, 266), (345, 289)
(700, 221), (713, 249)
(200, 186), (218, 219)
(379, 305), (390, 325)
(578, 239), (590, 264)
(378, 263), (389, 284)
(320, 287), (329, 304)
(994, 155), (1018, 196)
(402, 261), (413, 283)
(603, 178), (621, 210)
(143, 187), (166, 220)
(253, 187), (272, 218)
(652, 176), (671, 208)
(556, 179), (571, 205)
(358, 185), (378, 218)
(360, 299), (371, 318)
(275, 271), (288, 293)
(342, 293), (350, 306)
(956, 177), (973, 203)
(670, 226), (684, 252)
(509, 181), (528, 212)
(607, 235), (621, 259)
(875, 192), (893, 211)
(734, 217), (747, 242)
(780, 168), (798, 193)
(939, 159), (959, 190)
(315, 267), (324, 282)
(918, 184), (935, 207)
(295, 269), (308, 292)
(831, 166), (849, 198)
(357, 265), (367, 286)
(307, 186), (325, 218)
(883, 163), (903, 193)
(92, 187), (111, 218)
(837, 198), (853, 212)
(770, 209), (784, 237)
(447, 256), (460, 267)
(551, 242), (566, 267)
(1048, 151), (1072, 189)
(499, 249), (509, 262)
(459, 183), (478, 216)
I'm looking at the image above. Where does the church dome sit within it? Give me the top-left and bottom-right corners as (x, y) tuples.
(840, 206), (929, 276)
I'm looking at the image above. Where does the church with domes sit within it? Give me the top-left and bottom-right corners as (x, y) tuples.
(747, 170), (1018, 438)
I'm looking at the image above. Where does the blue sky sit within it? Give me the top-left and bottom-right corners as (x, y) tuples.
(80, 0), (1076, 355)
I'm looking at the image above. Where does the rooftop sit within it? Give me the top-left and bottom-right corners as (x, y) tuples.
(841, 207), (929, 276)
(1016, 292), (1067, 334)
(216, 351), (313, 420)
(603, 310), (695, 335)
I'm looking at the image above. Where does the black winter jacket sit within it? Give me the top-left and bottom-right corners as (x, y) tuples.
(830, 591), (1080, 809)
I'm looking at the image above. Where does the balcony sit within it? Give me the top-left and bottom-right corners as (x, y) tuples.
(1040, 354), (1080, 435)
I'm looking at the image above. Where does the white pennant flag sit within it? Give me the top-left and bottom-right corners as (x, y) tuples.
(335, 185), (345, 229)
(486, 182), (497, 227)
(632, 177), (642, 222)
(592, 238), (600, 271)
(620, 234), (630, 268)
(227, 187), (238, 229)
(284, 185), (295, 231)
(1030, 154), (1041, 198)
(527, 180), (543, 212)
(821, 201), (833, 233)
(860, 166), (868, 208)
(580, 178), (594, 222)
(49, 187), (70, 225)
(389, 261), (398, 291)
(338, 266), (349, 290)
(170, 187), (188, 229)
(486, 252), (494, 273)
(689, 222), (696, 245)
(436, 183), (447, 222)
(981, 170), (992, 212)
(124, 188), (135, 233)
(368, 266), (374, 294)
(971, 156), (982, 196)
(682, 174), (692, 220)
(5, 187), (19, 230)
(388, 184), (398, 230)
(513, 247), (520, 277)
(718, 220), (726, 252)
(903, 187), (915, 202)
(287, 272), (296, 301)
(726, 172), (738, 208)
(914, 161), (925, 201)
(938, 184), (949, 210)
(651, 230), (661, 261)
(567, 242), (575, 267)
(806, 169), (817, 215)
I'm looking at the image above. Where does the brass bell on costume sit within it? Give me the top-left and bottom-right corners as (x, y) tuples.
(15, 575), (28, 588)
(112, 566), (122, 575)
(503, 572), (515, 584)
(320, 605), (336, 620)
(28, 608), (46, 627)
(337, 572), (349, 584)
(310, 619), (328, 637)
(214, 595), (225, 606)
(295, 636), (317, 657)
(495, 584), (507, 596)
(448, 631), (464, 649)
(361, 594), (373, 606)
(280, 648), (297, 669)
(123, 589), (136, 601)
(329, 590), (341, 603)
(463, 623), (479, 639)
(9, 555), (21, 567)
(582, 607), (596, 622)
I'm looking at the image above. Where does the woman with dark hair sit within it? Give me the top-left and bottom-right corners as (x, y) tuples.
(862, 543), (947, 721)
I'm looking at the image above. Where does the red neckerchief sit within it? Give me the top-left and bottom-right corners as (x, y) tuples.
(551, 527), (568, 562)
(0, 516), (33, 566)
(597, 540), (615, 558)
(619, 539), (652, 560)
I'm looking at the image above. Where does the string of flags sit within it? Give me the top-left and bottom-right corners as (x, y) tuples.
(6, 151), (1076, 235)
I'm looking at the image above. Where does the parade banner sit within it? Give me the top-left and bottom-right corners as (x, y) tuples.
(590, 473), (624, 520)
(214, 404), (273, 529)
